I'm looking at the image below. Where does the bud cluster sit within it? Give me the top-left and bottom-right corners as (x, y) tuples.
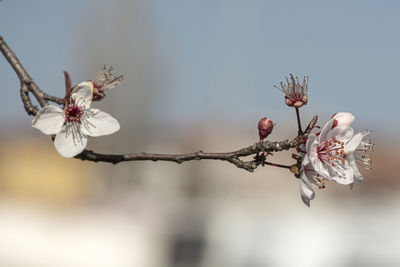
(254, 74), (374, 207)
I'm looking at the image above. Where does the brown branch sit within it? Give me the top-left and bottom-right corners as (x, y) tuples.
(0, 35), (316, 172)
(75, 138), (302, 172)
(0, 35), (64, 115)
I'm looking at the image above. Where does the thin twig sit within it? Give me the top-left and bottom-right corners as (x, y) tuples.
(304, 115), (318, 134)
(263, 161), (291, 169)
(0, 36), (64, 113)
(295, 107), (302, 135)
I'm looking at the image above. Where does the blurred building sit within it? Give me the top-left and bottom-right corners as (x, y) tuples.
(0, 125), (399, 267)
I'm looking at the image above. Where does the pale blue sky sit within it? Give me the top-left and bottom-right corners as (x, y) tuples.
(1, 0), (399, 134)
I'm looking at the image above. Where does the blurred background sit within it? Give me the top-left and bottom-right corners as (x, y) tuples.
(1, 0), (400, 266)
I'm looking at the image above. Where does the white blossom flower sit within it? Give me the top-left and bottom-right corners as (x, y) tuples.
(299, 145), (327, 207)
(32, 81), (120, 157)
(274, 74), (308, 108)
(299, 112), (373, 206)
(306, 113), (356, 185)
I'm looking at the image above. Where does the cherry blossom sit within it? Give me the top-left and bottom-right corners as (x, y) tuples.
(305, 113), (354, 185)
(32, 81), (120, 157)
(299, 112), (373, 206)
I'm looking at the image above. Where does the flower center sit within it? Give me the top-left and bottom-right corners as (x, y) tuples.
(64, 104), (83, 123)
(317, 137), (346, 166)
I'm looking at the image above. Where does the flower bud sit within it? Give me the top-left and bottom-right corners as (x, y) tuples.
(290, 164), (300, 177)
(258, 117), (274, 140)
(91, 65), (123, 101)
(274, 74), (308, 108)
(285, 94), (308, 108)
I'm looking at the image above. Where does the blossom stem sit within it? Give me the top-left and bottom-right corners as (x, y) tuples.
(295, 107), (303, 135)
(63, 71), (72, 105)
(263, 161), (291, 169)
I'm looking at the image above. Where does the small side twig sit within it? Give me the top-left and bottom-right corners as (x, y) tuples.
(295, 107), (303, 135)
(304, 115), (318, 134)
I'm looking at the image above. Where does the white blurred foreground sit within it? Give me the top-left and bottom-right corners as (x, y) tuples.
(0, 132), (398, 267)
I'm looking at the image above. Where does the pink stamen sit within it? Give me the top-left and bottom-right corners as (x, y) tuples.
(316, 137), (346, 166)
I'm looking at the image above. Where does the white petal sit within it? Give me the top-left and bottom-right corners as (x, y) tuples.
(300, 172), (315, 207)
(301, 155), (310, 168)
(347, 154), (363, 181)
(306, 135), (318, 165)
(81, 109), (120, 137)
(334, 126), (354, 142)
(32, 105), (64, 135)
(318, 119), (335, 143)
(303, 164), (319, 184)
(325, 126), (354, 143)
(71, 81), (93, 109)
(306, 135), (329, 178)
(332, 112), (354, 128)
(330, 160), (354, 185)
(344, 132), (367, 153)
(316, 159), (330, 178)
(54, 125), (87, 158)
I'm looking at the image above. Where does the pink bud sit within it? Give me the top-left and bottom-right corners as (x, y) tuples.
(285, 94), (308, 108)
(275, 74), (309, 108)
(258, 117), (274, 140)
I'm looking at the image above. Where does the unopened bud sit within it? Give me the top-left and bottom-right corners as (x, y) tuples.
(285, 94), (308, 108)
(274, 74), (309, 108)
(290, 164), (300, 175)
(258, 117), (274, 140)
(91, 65), (123, 101)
